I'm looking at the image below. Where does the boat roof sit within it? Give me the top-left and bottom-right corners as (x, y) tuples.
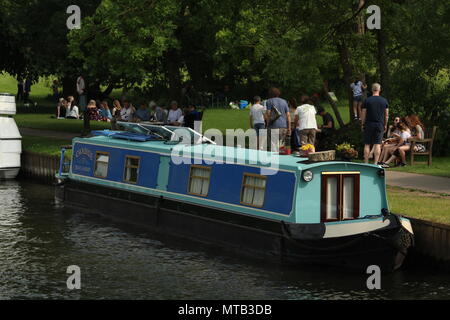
(74, 133), (379, 172)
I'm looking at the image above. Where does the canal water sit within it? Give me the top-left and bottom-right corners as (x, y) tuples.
(0, 180), (449, 300)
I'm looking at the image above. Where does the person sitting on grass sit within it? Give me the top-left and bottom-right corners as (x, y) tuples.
(167, 101), (184, 126)
(150, 101), (167, 123)
(56, 98), (67, 119)
(99, 100), (113, 122)
(380, 121), (411, 168)
(65, 97), (80, 119)
(86, 99), (101, 121)
(184, 104), (202, 129)
(133, 102), (151, 123)
(119, 100), (134, 122)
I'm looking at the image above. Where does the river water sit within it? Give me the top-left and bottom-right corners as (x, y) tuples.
(0, 180), (449, 300)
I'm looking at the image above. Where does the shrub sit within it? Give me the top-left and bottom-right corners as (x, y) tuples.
(318, 121), (364, 158)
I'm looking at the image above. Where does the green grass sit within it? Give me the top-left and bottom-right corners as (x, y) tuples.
(15, 114), (111, 133)
(0, 72), (55, 107)
(387, 186), (450, 224)
(202, 102), (350, 133)
(389, 156), (450, 178)
(22, 136), (72, 157)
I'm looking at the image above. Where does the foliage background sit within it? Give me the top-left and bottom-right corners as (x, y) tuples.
(0, 0), (448, 154)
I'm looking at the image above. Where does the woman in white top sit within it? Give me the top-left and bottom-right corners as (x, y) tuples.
(405, 114), (426, 152)
(167, 101), (183, 126)
(381, 122), (411, 167)
(66, 96), (79, 119)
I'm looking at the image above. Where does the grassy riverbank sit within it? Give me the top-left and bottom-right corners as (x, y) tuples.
(387, 186), (450, 225)
(22, 136), (71, 157)
(389, 157), (450, 178)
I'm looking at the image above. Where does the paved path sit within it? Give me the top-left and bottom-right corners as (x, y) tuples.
(386, 171), (450, 195)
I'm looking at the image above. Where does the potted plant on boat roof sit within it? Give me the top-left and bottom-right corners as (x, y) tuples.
(336, 142), (358, 161)
(299, 144), (315, 157)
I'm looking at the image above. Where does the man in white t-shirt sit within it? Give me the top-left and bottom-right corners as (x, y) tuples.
(119, 100), (134, 122)
(294, 98), (317, 146)
(249, 96), (267, 150)
(167, 101), (183, 126)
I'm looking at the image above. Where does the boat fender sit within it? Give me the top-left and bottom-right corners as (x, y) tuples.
(281, 222), (326, 240)
(281, 221), (364, 252)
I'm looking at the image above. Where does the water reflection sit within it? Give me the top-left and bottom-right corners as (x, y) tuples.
(0, 180), (449, 299)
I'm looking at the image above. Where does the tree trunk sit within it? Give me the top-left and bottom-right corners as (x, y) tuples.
(377, 29), (390, 100)
(323, 80), (345, 128)
(102, 83), (115, 98)
(356, 0), (366, 35)
(165, 50), (182, 102)
(337, 40), (354, 121)
(62, 75), (77, 97)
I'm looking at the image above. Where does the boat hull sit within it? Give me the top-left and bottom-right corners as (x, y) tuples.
(61, 180), (413, 272)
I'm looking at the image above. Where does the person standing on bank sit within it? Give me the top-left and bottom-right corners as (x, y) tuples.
(76, 75), (87, 109)
(249, 96), (267, 150)
(350, 78), (367, 120)
(294, 98), (318, 146)
(24, 78), (32, 104)
(266, 87), (291, 152)
(17, 79), (24, 102)
(361, 83), (389, 164)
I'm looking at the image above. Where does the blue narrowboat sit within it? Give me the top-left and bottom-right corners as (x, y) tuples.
(57, 123), (414, 272)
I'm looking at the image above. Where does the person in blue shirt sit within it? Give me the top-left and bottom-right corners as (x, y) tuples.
(184, 104), (201, 129)
(99, 100), (113, 122)
(265, 87), (291, 152)
(133, 102), (151, 123)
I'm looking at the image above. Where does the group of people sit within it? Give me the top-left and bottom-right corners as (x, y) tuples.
(54, 95), (202, 129)
(372, 115), (425, 168)
(249, 87), (335, 152)
(361, 83), (425, 167)
(16, 78), (33, 103)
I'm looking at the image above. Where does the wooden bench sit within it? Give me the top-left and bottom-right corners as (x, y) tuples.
(409, 126), (437, 166)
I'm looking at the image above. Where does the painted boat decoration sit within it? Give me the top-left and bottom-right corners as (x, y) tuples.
(57, 122), (414, 272)
(0, 93), (21, 180)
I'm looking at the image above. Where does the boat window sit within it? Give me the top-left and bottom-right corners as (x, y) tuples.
(188, 165), (211, 196)
(124, 156), (140, 184)
(94, 152), (109, 178)
(321, 173), (360, 222)
(241, 173), (267, 207)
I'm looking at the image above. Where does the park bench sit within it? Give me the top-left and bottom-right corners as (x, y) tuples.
(409, 126), (437, 166)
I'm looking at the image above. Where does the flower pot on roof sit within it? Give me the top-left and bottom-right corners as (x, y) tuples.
(335, 142), (358, 161)
(299, 144), (315, 157)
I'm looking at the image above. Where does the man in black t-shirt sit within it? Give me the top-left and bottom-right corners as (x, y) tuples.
(361, 83), (389, 164)
(316, 107), (335, 148)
